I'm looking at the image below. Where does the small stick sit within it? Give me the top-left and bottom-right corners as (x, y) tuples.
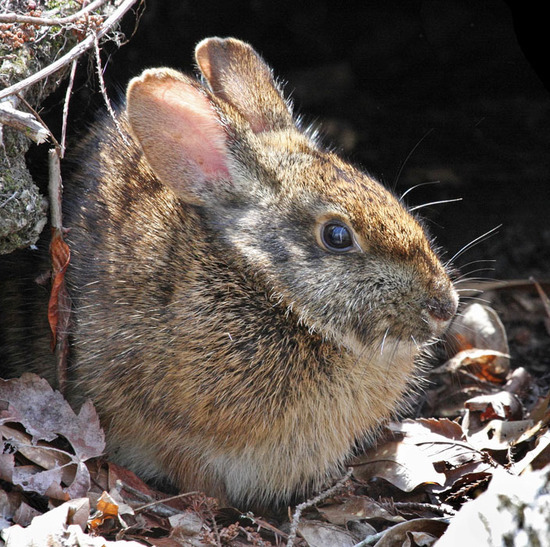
(0, 98), (50, 143)
(287, 468), (354, 547)
(48, 148), (62, 229)
(60, 59), (78, 158)
(93, 33), (129, 144)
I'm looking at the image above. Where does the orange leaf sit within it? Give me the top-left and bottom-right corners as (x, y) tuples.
(48, 228), (71, 350)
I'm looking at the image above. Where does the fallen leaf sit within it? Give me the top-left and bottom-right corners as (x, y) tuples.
(0, 374), (105, 499)
(298, 520), (356, 547)
(373, 518), (448, 546)
(464, 418), (534, 451)
(433, 348), (510, 384)
(318, 496), (404, 525)
(465, 390), (523, 421)
(0, 497), (143, 547)
(88, 491), (120, 532)
(48, 228), (71, 350)
(449, 303), (510, 365)
(352, 439), (447, 492)
(436, 466), (550, 546)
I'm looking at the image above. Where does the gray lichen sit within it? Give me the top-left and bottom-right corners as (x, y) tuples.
(0, 0), (93, 253)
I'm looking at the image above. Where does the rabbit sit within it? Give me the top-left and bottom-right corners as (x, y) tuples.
(4, 37), (459, 511)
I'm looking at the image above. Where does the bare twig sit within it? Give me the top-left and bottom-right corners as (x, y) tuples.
(133, 491), (200, 514)
(15, 93), (60, 149)
(48, 149), (62, 229)
(60, 60), (78, 158)
(0, 97), (49, 143)
(287, 468), (354, 547)
(0, 0), (140, 101)
(531, 277), (550, 320)
(0, 0), (109, 26)
(93, 32), (129, 144)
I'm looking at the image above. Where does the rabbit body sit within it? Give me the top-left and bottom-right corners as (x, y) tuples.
(61, 38), (458, 509)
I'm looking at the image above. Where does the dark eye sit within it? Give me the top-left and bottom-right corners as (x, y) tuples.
(321, 221), (355, 252)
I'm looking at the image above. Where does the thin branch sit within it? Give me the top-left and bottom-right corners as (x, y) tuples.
(0, 0), (109, 26)
(93, 32), (129, 144)
(48, 149), (63, 229)
(287, 468), (354, 547)
(0, 98), (50, 143)
(0, 0), (140, 101)
(60, 59), (78, 158)
(15, 93), (60, 150)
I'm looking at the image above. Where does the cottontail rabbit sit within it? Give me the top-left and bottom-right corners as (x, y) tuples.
(7, 37), (459, 510)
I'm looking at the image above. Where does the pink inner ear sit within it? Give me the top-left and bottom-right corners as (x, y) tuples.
(158, 82), (230, 180)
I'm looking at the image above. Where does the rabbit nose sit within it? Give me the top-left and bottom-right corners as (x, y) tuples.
(425, 293), (458, 323)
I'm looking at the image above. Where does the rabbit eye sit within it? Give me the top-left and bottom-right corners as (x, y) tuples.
(321, 221), (355, 252)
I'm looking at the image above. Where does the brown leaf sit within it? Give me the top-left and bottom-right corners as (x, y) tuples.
(448, 303), (510, 365)
(465, 391), (523, 422)
(88, 491), (120, 532)
(297, 520), (356, 547)
(464, 418), (534, 451)
(48, 228), (71, 350)
(374, 518), (448, 546)
(0, 374), (105, 499)
(352, 437), (447, 492)
(318, 496), (404, 525)
(434, 348), (510, 384)
(387, 420), (494, 489)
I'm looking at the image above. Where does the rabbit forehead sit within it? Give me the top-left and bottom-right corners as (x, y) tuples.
(248, 132), (438, 265)
(276, 152), (435, 261)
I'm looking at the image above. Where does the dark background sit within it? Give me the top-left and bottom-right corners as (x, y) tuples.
(47, 0), (550, 280)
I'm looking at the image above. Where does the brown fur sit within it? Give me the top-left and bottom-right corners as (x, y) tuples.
(3, 38), (458, 510)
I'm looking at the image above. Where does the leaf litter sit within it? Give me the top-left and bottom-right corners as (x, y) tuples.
(0, 281), (549, 546)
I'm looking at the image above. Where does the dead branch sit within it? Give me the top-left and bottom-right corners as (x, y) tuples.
(0, 97), (49, 143)
(0, 0), (140, 101)
(287, 468), (354, 547)
(0, 0), (109, 26)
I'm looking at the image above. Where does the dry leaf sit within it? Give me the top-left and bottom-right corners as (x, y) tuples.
(0, 374), (105, 499)
(449, 303), (509, 356)
(318, 496), (404, 525)
(168, 511), (205, 544)
(374, 518), (448, 546)
(1, 497), (144, 547)
(48, 228), (71, 350)
(434, 348), (510, 383)
(464, 418), (534, 451)
(436, 466), (550, 546)
(352, 436), (447, 492)
(297, 520), (356, 547)
(88, 491), (120, 531)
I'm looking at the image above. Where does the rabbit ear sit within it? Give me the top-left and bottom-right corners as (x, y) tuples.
(126, 68), (230, 204)
(195, 37), (293, 134)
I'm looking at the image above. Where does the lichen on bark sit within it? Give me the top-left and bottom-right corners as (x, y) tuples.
(0, 0), (112, 253)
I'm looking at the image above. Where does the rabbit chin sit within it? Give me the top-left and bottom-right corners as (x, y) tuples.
(339, 329), (423, 371)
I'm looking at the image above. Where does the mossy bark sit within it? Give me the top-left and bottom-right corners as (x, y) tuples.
(0, 0), (93, 253)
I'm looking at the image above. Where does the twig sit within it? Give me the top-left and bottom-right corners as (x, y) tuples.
(60, 59), (78, 158)
(48, 149), (62, 229)
(0, 0), (140, 101)
(116, 478), (201, 517)
(0, 191), (17, 208)
(392, 501), (456, 517)
(0, 0), (109, 26)
(352, 530), (385, 547)
(93, 32), (129, 144)
(531, 277), (550, 320)
(286, 468), (354, 547)
(0, 97), (50, 143)
(15, 93), (60, 149)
